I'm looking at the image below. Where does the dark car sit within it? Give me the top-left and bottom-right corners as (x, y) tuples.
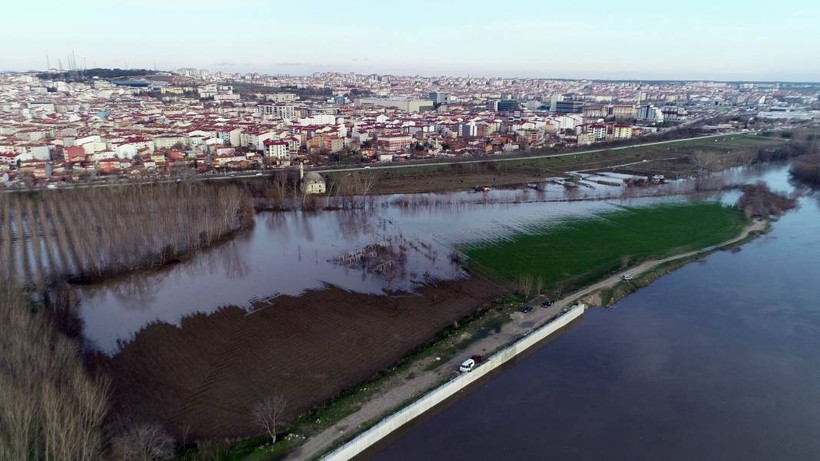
(541, 299), (554, 307)
(521, 305), (533, 314)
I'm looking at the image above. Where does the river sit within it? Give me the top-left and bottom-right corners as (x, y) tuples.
(360, 168), (820, 460)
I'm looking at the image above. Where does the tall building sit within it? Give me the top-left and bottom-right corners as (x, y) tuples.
(549, 94), (564, 112)
(496, 99), (520, 112)
(554, 100), (584, 114)
(429, 91), (450, 105)
(636, 104), (664, 123)
(459, 122), (477, 138)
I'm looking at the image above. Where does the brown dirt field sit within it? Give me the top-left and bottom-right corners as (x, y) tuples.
(93, 277), (505, 441)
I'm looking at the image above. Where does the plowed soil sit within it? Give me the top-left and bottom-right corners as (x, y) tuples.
(94, 277), (504, 440)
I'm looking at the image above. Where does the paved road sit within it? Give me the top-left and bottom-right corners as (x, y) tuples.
(287, 218), (767, 461)
(315, 132), (747, 175)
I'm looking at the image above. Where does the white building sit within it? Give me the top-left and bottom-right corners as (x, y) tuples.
(265, 141), (289, 160)
(256, 104), (298, 120)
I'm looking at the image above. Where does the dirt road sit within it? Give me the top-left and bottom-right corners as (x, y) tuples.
(287, 218), (767, 461)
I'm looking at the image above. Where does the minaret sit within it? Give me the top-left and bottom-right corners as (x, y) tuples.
(299, 161), (304, 180)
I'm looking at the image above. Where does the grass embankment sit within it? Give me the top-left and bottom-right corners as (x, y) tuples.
(461, 202), (749, 297)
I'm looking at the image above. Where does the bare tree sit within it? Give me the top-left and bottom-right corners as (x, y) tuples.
(518, 273), (534, 297)
(0, 282), (110, 461)
(691, 151), (720, 191)
(252, 395), (287, 444)
(336, 172), (377, 209)
(111, 422), (175, 461)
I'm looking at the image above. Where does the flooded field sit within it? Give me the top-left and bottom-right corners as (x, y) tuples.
(75, 164), (788, 352)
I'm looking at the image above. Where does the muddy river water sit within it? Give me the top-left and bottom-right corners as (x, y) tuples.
(359, 166), (820, 460)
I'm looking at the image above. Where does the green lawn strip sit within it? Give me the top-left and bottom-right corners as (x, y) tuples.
(461, 202), (748, 295)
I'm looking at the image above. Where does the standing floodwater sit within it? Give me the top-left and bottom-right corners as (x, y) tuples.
(361, 175), (820, 460)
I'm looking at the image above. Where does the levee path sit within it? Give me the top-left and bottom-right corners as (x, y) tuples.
(288, 218), (767, 461)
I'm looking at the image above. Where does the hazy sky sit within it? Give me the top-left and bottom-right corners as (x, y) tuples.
(2, 0), (818, 81)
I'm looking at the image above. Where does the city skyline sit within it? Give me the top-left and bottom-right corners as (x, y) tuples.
(2, 0), (819, 82)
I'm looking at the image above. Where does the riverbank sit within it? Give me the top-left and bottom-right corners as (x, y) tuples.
(280, 217), (766, 461)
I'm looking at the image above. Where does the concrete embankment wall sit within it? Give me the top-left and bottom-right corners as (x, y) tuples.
(320, 305), (587, 461)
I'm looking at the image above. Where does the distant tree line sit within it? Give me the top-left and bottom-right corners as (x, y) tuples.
(791, 153), (820, 185)
(36, 68), (156, 81)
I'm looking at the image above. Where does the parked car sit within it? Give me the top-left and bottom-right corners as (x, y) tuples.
(622, 274), (633, 281)
(521, 305), (533, 314)
(541, 299), (554, 307)
(459, 358), (476, 373)
(459, 355), (484, 373)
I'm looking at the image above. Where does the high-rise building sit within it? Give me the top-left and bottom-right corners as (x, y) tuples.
(429, 91), (450, 105)
(636, 104), (664, 123)
(554, 100), (584, 114)
(496, 99), (520, 112)
(549, 94), (564, 112)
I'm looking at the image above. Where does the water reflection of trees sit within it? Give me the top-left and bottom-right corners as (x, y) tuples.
(114, 275), (167, 309)
(264, 212), (289, 234)
(333, 208), (377, 241)
(297, 211), (315, 243)
(82, 238), (251, 310)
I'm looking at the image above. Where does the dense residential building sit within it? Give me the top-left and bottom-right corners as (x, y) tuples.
(0, 69), (814, 188)
(354, 97), (434, 113)
(256, 103), (298, 119)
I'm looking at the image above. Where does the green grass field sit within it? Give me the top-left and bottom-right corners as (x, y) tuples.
(461, 202), (749, 295)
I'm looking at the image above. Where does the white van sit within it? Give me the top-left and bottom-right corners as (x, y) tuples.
(459, 358), (476, 373)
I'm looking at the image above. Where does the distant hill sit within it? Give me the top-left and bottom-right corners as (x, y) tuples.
(36, 68), (158, 81)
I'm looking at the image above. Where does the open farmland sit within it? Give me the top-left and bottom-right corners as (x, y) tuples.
(461, 202), (749, 295)
(94, 277), (504, 441)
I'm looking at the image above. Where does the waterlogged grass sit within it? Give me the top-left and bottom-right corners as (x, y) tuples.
(461, 202), (748, 295)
